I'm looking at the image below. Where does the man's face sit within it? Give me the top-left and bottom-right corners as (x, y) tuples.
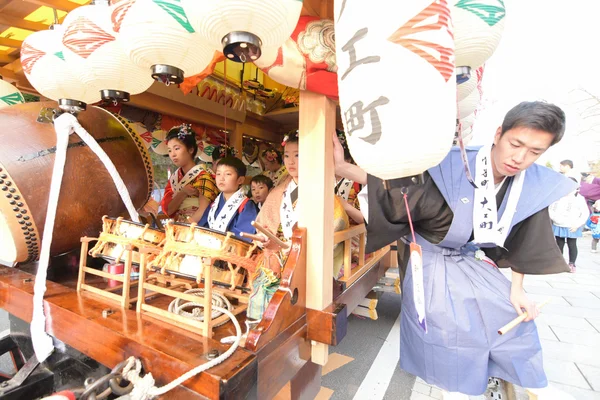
(491, 126), (554, 179)
(559, 163), (571, 174)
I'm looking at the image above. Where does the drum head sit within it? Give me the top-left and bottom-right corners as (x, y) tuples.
(0, 210), (17, 265)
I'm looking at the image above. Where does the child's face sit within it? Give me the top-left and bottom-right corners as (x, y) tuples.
(284, 142), (299, 180)
(216, 165), (244, 193)
(251, 182), (270, 203)
(167, 138), (193, 167)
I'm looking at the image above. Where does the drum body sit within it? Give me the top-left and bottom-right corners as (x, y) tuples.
(153, 223), (263, 289)
(90, 217), (165, 265)
(0, 101), (153, 264)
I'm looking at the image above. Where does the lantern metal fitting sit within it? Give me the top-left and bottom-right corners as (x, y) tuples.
(58, 98), (86, 113)
(151, 64), (184, 85)
(456, 66), (471, 85)
(222, 31), (262, 63)
(100, 89), (130, 103)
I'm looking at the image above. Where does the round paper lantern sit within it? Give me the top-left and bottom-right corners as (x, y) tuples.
(453, 0), (506, 71)
(457, 73), (476, 101)
(113, 0), (216, 84)
(184, 0), (303, 63)
(21, 27), (101, 112)
(0, 80), (24, 109)
(335, 0), (456, 179)
(458, 88), (480, 119)
(61, 2), (154, 103)
(151, 129), (169, 155)
(460, 112), (475, 131)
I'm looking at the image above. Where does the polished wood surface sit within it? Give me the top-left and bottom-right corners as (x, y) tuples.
(0, 266), (257, 399)
(245, 227), (307, 352)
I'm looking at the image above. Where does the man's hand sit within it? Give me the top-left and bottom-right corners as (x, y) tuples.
(510, 287), (539, 322)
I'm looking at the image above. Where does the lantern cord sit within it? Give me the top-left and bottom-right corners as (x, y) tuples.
(223, 59), (227, 145)
(31, 112), (140, 363)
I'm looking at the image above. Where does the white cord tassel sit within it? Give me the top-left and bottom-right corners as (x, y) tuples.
(31, 112), (140, 362)
(116, 304), (242, 400)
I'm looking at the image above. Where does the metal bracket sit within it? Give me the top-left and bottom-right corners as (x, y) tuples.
(0, 354), (40, 395)
(36, 107), (59, 124)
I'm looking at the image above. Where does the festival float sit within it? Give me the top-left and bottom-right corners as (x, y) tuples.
(0, 0), (506, 398)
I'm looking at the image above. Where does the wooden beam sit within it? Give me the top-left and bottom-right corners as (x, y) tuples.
(22, 0), (84, 12)
(0, 67), (18, 82)
(0, 37), (22, 48)
(297, 90), (336, 366)
(0, 13), (48, 32)
(0, 53), (18, 64)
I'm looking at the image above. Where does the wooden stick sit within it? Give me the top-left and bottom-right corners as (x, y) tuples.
(498, 298), (551, 335)
(250, 221), (290, 249)
(238, 232), (265, 242)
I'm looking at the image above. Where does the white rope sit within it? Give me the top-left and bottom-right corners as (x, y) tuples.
(167, 289), (233, 327)
(116, 290), (242, 400)
(31, 112), (140, 362)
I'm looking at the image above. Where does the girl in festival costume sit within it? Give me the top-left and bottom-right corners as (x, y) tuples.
(335, 102), (576, 399)
(161, 124), (218, 223)
(260, 147), (289, 187)
(585, 200), (600, 253)
(549, 177), (590, 272)
(247, 131), (349, 320)
(335, 129), (363, 224)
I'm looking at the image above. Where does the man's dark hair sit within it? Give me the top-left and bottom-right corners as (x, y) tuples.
(501, 101), (566, 145)
(216, 156), (246, 178)
(560, 159), (574, 169)
(251, 174), (274, 190)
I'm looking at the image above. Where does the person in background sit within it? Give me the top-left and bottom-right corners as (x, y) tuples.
(161, 124), (218, 223)
(559, 159), (575, 178)
(261, 147), (288, 187)
(585, 200), (600, 253)
(549, 177), (590, 272)
(250, 175), (274, 209)
(580, 172), (600, 212)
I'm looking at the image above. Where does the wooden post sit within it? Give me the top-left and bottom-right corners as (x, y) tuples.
(136, 251), (147, 313)
(77, 239), (89, 292)
(121, 246), (133, 309)
(203, 259), (213, 338)
(230, 122), (244, 159)
(298, 90), (335, 366)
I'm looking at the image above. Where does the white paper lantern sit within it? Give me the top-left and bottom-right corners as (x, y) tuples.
(21, 27), (101, 111)
(457, 73), (476, 101)
(61, 3), (154, 103)
(0, 80), (24, 109)
(453, 0), (506, 70)
(458, 88), (480, 119)
(113, 0), (216, 84)
(184, 0), (303, 63)
(151, 130), (169, 155)
(335, 0), (456, 179)
(460, 112), (475, 131)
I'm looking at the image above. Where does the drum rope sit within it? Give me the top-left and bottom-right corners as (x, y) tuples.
(31, 113), (141, 363)
(167, 289), (233, 327)
(115, 290), (242, 400)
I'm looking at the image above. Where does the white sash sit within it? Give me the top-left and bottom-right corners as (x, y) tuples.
(472, 145), (525, 246)
(207, 189), (247, 232)
(335, 178), (354, 201)
(170, 164), (206, 193)
(280, 180), (298, 239)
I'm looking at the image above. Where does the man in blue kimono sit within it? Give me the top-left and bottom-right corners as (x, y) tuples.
(334, 102), (576, 399)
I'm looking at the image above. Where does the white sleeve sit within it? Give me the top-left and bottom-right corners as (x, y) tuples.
(357, 185), (369, 224)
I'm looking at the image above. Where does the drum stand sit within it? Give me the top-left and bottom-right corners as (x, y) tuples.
(136, 247), (249, 338)
(76, 237), (157, 309)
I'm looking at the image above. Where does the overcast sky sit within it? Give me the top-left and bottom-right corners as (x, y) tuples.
(470, 0), (600, 172)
